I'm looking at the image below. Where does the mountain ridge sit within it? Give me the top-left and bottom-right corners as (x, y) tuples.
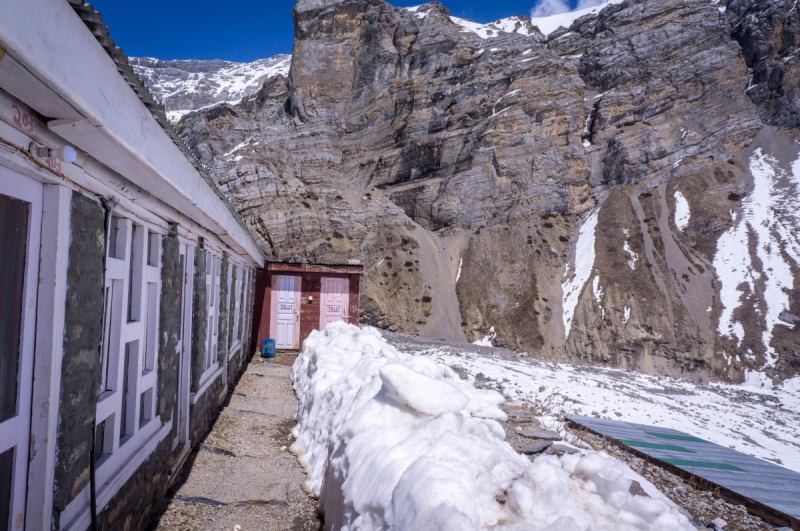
(139, 0), (800, 384)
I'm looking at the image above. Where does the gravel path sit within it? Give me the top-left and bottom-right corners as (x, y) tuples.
(149, 352), (320, 531)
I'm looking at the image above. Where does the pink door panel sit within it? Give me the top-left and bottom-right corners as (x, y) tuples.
(320, 277), (350, 330)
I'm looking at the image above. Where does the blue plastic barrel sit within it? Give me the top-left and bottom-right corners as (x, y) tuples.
(261, 338), (276, 358)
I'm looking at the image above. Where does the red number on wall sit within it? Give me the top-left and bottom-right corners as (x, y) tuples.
(11, 105), (34, 133)
(45, 157), (62, 173)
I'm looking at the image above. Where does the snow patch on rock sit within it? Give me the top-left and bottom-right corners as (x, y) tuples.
(132, 55), (291, 122)
(623, 240), (638, 270)
(473, 326), (496, 347)
(674, 191), (690, 231)
(562, 208), (600, 338)
(714, 149), (800, 358)
(428, 349), (800, 474)
(530, 0), (626, 35)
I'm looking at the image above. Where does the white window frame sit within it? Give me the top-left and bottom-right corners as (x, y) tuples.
(172, 240), (194, 453)
(0, 167), (42, 531)
(92, 212), (164, 491)
(241, 268), (251, 349)
(196, 249), (222, 392)
(228, 264), (243, 360)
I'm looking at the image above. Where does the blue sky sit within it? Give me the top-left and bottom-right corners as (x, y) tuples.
(90, 0), (587, 62)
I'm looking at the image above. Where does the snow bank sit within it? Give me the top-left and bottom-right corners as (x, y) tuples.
(290, 322), (694, 530)
(562, 207), (600, 338)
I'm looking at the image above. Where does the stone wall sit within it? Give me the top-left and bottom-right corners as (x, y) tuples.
(188, 376), (225, 445)
(246, 270), (256, 354)
(190, 247), (207, 393)
(53, 192), (106, 519)
(51, 216), (256, 529)
(91, 227), (183, 531)
(95, 435), (174, 531)
(157, 226), (181, 421)
(217, 254), (230, 368)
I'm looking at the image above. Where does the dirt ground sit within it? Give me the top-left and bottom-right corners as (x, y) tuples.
(149, 352), (321, 531)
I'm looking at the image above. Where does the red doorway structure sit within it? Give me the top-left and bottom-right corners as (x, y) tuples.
(252, 263), (365, 351)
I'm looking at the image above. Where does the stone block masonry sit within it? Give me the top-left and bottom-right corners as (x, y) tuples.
(188, 376), (225, 446)
(157, 226), (181, 422)
(190, 247), (207, 394)
(49, 220), (257, 530)
(53, 192), (106, 520)
(218, 254), (230, 369)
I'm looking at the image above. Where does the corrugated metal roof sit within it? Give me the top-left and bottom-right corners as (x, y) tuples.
(66, 0), (266, 261)
(567, 414), (800, 530)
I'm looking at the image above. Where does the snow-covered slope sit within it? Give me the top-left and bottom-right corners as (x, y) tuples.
(427, 348), (800, 474)
(528, 0), (625, 35)
(130, 54), (291, 122)
(409, 0), (624, 39)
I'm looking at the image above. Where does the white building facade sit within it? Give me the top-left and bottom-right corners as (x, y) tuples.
(0, 1), (264, 529)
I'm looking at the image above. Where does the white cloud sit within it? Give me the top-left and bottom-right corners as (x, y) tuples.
(531, 0), (570, 17)
(530, 0), (606, 17)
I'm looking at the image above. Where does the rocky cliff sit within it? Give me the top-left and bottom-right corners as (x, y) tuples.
(164, 0), (800, 383)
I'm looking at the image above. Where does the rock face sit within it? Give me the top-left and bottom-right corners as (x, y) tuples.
(162, 0), (800, 383)
(725, 0), (800, 127)
(130, 55), (290, 121)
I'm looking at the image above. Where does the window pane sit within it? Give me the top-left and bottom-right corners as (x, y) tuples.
(128, 224), (138, 322)
(120, 341), (138, 443)
(178, 254), (185, 341)
(0, 193), (29, 422)
(100, 285), (112, 391)
(94, 419), (106, 462)
(108, 215), (122, 259)
(0, 447), (13, 531)
(147, 231), (159, 267)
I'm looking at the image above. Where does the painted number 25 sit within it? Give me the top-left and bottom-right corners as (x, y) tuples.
(12, 105), (34, 133)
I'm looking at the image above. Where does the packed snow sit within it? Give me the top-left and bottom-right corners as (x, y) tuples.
(562, 207), (600, 337)
(290, 323), (696, 530)
(713, 149), (800, 358)
(673, 191), (691, 231)
(424, 347), (800, 474)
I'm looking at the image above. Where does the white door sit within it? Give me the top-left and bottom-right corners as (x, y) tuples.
(275, 276), (299, 349)
(320, 277), (350, 329)
(0, 167), (42, 531)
